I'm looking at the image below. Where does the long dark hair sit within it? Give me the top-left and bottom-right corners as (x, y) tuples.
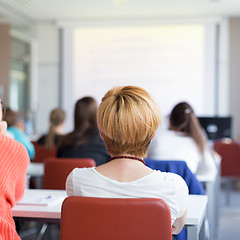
(169, 102), (206, 154)
(59, 97), (98, 147)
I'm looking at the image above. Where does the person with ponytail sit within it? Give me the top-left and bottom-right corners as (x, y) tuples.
(37, 108), (66, 150)
(57, 97), (110, 166)
(148, 102), (217, 176)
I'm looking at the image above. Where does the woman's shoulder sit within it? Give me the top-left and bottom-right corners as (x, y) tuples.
(70, 167), (96, 180)
(37, 134), (46, 144)
(89, 128), (104, 142)
(90, 128), (100, 137)
(0, 132), (17, 145)
(152, 171), (189, 201)
(0, 133), (29, 159)
(152, 170), (186, 183)
(8, 126), (27, 138)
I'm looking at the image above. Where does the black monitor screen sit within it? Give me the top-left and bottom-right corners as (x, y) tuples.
(197, 116), (232, 140)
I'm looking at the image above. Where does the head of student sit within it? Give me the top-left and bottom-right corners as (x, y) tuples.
(97, 86), (161, 158)
(74, 97), (98, 131)
(169, 101), (206, 153)
(4, 107), (18, 127)
(49, 108), (66, 129)
(169, 102), (194, 133)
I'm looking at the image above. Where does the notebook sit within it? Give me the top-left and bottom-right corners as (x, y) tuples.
(17, 193), (61, 206)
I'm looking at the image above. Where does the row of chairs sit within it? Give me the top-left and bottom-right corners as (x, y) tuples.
(32, 140), (240, 240)
(38, 158), (201, 240)
(30, 142), (202, 240)
(38, 157), (173, 240)
(60, 140), (240, 240)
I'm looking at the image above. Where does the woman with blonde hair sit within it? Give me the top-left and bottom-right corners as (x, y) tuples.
(37, 108), (66, 150)
(148, 102), (217, 175)
(66, 86), (188, 235)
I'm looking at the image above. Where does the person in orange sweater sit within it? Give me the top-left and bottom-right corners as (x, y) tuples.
(0, 100), (30, 240)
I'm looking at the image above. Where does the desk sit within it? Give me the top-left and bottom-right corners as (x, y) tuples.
(196, 158), (221, 240)
(12, 189), (207, 240)
(27, 163), (44, 189)
(27, 163), (44, 178)
(186, 195), (208, 240)
(13, 190), (66, 223)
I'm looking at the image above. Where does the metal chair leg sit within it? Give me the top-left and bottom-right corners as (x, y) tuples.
(36, 223), (48, 240)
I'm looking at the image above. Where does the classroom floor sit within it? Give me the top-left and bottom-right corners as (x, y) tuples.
(217, 182), (240, 240)
(19, 182), (240, 240)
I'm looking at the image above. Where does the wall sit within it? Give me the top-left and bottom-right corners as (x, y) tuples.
(35, 23), (60, 134)
(229, 18), (240, 139)
(34, 19), (232, 137)
(0, 24), (10, 104)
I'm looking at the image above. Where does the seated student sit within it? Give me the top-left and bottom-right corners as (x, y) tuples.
(0, 100), (30, 239)
(4, 108), (35, 160)
(148, 102), (217, 176)
(57, 97), (110, 166)
(37, 108), (66, 150)
(66, 86), (188, 235)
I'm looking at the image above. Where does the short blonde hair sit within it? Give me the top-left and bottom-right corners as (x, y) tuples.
(97, 86), (161, 158)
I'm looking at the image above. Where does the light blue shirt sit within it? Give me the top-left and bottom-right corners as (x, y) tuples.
(7, 126), (35, 160)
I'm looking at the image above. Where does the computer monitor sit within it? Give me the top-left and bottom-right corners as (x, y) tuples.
(197, 116), (232, 140)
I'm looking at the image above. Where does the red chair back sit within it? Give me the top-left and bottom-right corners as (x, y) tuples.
(60, 196), (172, 240)
(213, 141), (240, 177)
(32, 142), (57, 163)
(43, 158), (96, 189)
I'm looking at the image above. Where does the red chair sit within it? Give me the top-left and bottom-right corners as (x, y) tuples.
(32, 142), (57, 163)
(60, 196), (172, 240)
(213, 140), (240, 204)
(37, 158), (95, 239)
(43, 158), (96, 190)
(213, 141), (240, 177)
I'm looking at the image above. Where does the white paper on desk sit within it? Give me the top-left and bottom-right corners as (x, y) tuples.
(17, 194), (61, 206)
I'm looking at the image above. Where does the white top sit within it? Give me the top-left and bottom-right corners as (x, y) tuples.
(66, 167), (189, 225)
(148, 130), (217, 176)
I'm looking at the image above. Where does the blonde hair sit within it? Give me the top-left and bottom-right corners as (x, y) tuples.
(44, 108), (66, 150)
(97, 86), (161, 158)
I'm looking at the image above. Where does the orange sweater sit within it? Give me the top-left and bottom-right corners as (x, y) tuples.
(0, 133), (30, 239)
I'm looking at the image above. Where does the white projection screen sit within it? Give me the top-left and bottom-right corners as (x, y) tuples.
(62, 23), (217, 131)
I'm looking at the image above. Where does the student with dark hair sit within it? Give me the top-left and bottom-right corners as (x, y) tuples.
(37, 108), (66, 150)
(148, 102), (217, 176)
(57, 97), (110, 166)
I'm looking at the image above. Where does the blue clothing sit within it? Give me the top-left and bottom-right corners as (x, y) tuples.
(7, 127), (35, 160)
(145, 159), (205, 240)
(145, 159), (205, 195)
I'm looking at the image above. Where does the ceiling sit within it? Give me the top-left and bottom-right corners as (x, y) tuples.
(1, 0), (240, 24)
